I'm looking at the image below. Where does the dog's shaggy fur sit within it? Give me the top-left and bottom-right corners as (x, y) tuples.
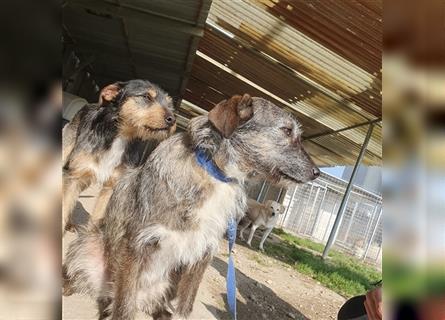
(239, 198), (286, 251)
(63, 94), (319, 319)
(62, 80), (176, 231)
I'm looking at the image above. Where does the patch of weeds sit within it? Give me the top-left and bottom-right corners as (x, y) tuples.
(265, 229), (382, 298)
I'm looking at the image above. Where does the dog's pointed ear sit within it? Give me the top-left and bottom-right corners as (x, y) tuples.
(208, 94), (253, 138)
(99, 83), (122, 105)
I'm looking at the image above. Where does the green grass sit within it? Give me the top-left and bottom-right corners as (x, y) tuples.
(259, 228), (382, 298)
(383, 257), (445, 299)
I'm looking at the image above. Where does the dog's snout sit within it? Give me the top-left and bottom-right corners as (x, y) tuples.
(164, 113), (176, 127)
(312, 167), (320, 179)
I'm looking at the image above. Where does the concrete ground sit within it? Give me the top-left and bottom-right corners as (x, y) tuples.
(63, 186), (345, 320)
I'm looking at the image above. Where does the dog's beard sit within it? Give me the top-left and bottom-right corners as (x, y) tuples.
(268, 167), (304, 187)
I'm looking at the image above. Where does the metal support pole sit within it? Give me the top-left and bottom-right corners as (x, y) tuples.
(363, 207), (383, 261)
(311, 186), (327, 239)
(260, 183), (271, 203)
(276, 188), (284, 202)
(256, 181), (267, 201)
(363, 204), (379, 244)
(322, 123), (375, 259)
(280, 185), (298, 227)
(323, 201), (338, 242)
(297, 184), (314, 233)
(375, 244), (382, 263)
(343, 202), (359, 243)
(305, 187), (320, 235)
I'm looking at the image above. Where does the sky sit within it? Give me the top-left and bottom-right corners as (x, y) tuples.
(321, 166), (345, 179)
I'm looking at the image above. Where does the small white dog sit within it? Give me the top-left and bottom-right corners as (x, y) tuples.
(239, 198), (286, 251)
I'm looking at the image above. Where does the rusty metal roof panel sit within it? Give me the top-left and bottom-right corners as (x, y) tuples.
(257, 0), (382, 75)
(207, 0), (381, 118)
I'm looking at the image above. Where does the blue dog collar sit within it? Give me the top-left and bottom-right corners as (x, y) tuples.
(194, 148), (237, 319)
(194, 148), (233, 183)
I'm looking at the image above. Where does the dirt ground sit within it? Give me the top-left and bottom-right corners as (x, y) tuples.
(63, 187), (345, 320)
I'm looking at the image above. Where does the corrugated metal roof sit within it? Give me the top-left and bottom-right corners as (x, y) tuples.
(63, 0), (382, 167)
(179, 0), (382, 166)
(208, 0), (381, 116)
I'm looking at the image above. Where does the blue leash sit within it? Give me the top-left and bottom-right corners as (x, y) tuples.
(195, 148), (237, 320)
(226, 218), (237, 320)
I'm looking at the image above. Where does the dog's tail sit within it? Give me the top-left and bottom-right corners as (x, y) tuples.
(63, 221), (106, 298)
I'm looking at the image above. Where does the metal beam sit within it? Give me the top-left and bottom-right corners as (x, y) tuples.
(322, 123), (375, 259)
(118, 9), (138, 78)
(176, 0), (211, 108)
(303, 118), (381, 141)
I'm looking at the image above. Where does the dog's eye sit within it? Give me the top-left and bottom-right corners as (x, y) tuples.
(281, 127), (292, 136)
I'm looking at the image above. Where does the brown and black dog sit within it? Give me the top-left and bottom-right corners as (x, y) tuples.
(62, 80), (176, 231)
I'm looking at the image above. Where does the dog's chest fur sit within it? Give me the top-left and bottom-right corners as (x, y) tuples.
(93, 137), (126, 183)
(136, 180), (243, 310)
(262, 213), (280, 228)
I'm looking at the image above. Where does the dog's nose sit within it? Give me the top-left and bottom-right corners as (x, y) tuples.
(164, 114), (176, 126)
(312, 167), (320, 178)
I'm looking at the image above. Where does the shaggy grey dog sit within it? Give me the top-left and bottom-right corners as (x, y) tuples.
(63, 94), (319, 320)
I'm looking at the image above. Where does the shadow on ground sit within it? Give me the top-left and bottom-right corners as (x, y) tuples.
(204, 256), (308, 320)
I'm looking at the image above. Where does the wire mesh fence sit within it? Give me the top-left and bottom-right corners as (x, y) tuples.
(246, 172), (382, 267)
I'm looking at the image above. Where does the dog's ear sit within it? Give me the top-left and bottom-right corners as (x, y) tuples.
(99, 83), (122, 105)
(280, 205), (286, 214)
(208, 94), (253, 138)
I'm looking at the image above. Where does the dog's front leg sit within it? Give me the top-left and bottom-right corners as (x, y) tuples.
(63, 170), (93, 232)
(91, 185), (114, 224)
(110, 251), (140, 320)
(246, 224), (259, 247)
(259, 227), (273, 251)
(91, 166), (123, 222)
(173, 253), (212, 319)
